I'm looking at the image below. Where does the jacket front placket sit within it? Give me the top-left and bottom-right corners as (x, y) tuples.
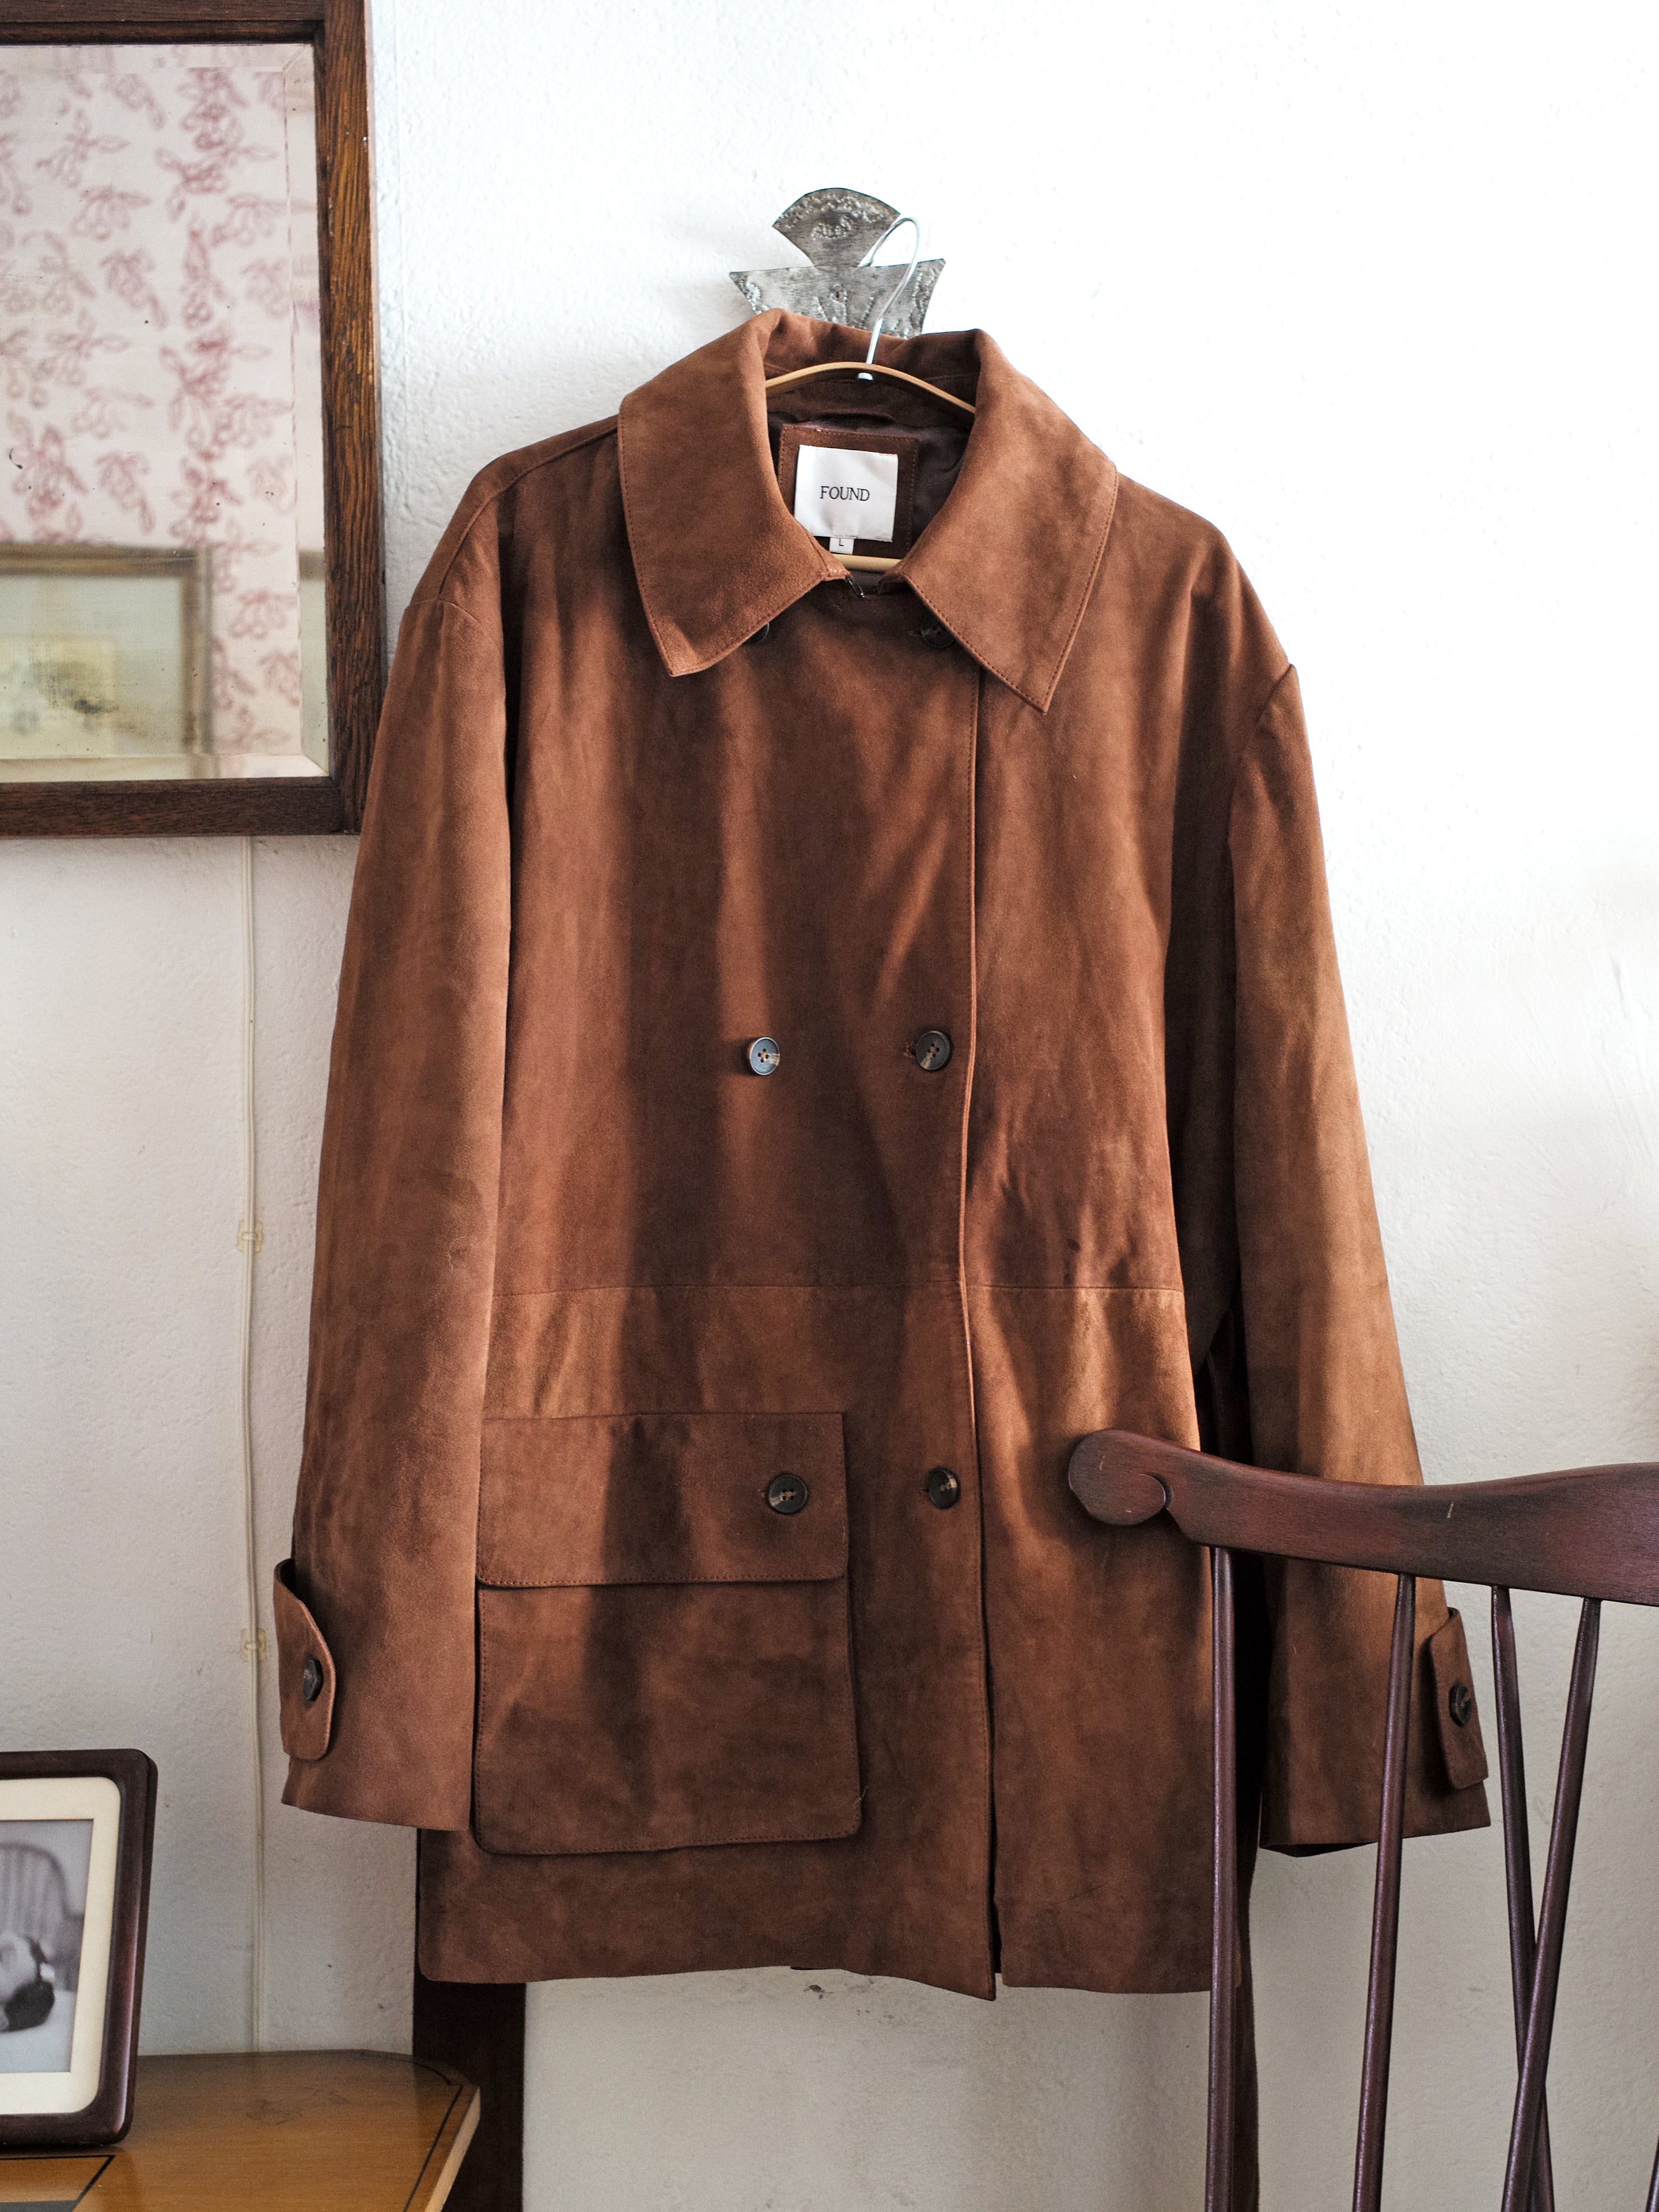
(810, 581), (997, 1992)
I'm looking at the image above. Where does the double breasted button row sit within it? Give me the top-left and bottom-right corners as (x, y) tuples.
(746, 1029), (954, 1075)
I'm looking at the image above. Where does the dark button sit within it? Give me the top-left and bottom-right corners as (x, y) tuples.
(911, 1028), (952, 1073)
(924, 1465), (962, 1510)
(301, 1655), (324, 1705)
(749, 620), (771, 645)
(766, 1471), (810, 1516)
(1448, 1680), (1474, 1727)
(918, 622), (951, 651)
(747, 1035), (781, 1076)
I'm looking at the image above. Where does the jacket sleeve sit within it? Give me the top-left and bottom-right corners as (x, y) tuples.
(1225, 666), (1489, 1849)
(276, 542), (511, 1828)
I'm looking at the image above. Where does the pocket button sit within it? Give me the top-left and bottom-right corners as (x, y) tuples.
(924, 1466), (962, 1510)
(766, 1471), (810, 1515)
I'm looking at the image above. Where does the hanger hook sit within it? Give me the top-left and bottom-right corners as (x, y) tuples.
(857, 215), (922, 379)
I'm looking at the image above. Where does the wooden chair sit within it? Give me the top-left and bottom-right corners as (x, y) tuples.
(1067, 1429), (1659, 2212)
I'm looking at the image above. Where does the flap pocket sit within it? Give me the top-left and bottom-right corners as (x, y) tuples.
(474, 1411), (861, 1857)
(477, 1411), (848, 1586)
(272, 1559), (335, 1762)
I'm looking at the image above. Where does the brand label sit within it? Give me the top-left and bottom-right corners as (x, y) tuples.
(793, 445), (899, 550)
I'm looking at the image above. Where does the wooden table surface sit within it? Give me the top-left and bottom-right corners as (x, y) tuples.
(0, 2051), (480, 2211)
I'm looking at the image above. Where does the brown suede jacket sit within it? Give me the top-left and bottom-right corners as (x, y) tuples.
(274, 310), (1487, 1999)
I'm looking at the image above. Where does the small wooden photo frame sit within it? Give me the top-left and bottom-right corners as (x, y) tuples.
(0, 1752), (157, 2150)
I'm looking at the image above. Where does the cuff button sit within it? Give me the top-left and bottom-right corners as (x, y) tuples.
(301, 1654), (324, 1705)
(1448, 1680), (1473, 1726)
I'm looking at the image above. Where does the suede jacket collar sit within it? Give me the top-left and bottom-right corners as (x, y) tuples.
(618, 310), (1120, 712)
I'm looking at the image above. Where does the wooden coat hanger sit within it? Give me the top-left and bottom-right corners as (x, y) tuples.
(762, 216), (975, 572)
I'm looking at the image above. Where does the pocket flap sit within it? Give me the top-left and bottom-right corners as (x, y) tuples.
(273, 1558), (335, 1761)
(1427, 1608), (1488, 1791)
(477, 1411), (847, 1588)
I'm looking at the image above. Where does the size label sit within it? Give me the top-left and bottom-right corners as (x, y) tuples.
(793, 445), (899, 547)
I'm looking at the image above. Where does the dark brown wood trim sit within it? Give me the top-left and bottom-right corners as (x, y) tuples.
(315, 0), (384, 830)
(0, 2), (384, 835)
(0, 4), (323, 39)
(0, 778), (344, 837)
(412, 1971), (525, 2212)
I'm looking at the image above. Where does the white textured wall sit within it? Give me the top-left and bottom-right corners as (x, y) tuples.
(4, 0), (1657, 2203)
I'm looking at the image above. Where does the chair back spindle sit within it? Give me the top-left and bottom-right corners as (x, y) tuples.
(1492, 1587), (1557, 2212)
(1500, 1598), (1601, 2212)
(1206, 1547), (1238, 2212)
(1352, 1574), (1416, 2212)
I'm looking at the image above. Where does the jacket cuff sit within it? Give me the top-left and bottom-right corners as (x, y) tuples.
(273, 1558), (335, 1760)
(272, 1555), (475, 1831)
(1261, 1578), (1491, 1851)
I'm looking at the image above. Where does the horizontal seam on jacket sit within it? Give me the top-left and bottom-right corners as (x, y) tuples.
(968, 1281), (1185, 1296)
(473, 1816), (863, 1855)
(476, 1570), (844, 1589)
(481, 1409), (845, 1422)
(486, 1280), (1188, 1295)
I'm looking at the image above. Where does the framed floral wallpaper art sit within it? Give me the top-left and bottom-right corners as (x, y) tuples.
(0, 0), (381, 837)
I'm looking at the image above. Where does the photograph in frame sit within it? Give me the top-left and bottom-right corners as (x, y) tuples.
(0, 1754), (155, 2150)
(0, 548), (213, 784)
(0, 1813), (95, 2075)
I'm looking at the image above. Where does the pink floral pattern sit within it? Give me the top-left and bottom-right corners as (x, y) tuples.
(0, 43), (320, 760)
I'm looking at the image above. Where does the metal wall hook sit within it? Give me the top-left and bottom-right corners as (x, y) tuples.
(730, 188), (944, 340)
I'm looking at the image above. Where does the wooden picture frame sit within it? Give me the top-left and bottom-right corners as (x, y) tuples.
(0, 1749), (157, 2150)
(0, 0), (384, 838)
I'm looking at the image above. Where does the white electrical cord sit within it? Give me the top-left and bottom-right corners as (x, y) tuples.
(237, 835), (268, 2050)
